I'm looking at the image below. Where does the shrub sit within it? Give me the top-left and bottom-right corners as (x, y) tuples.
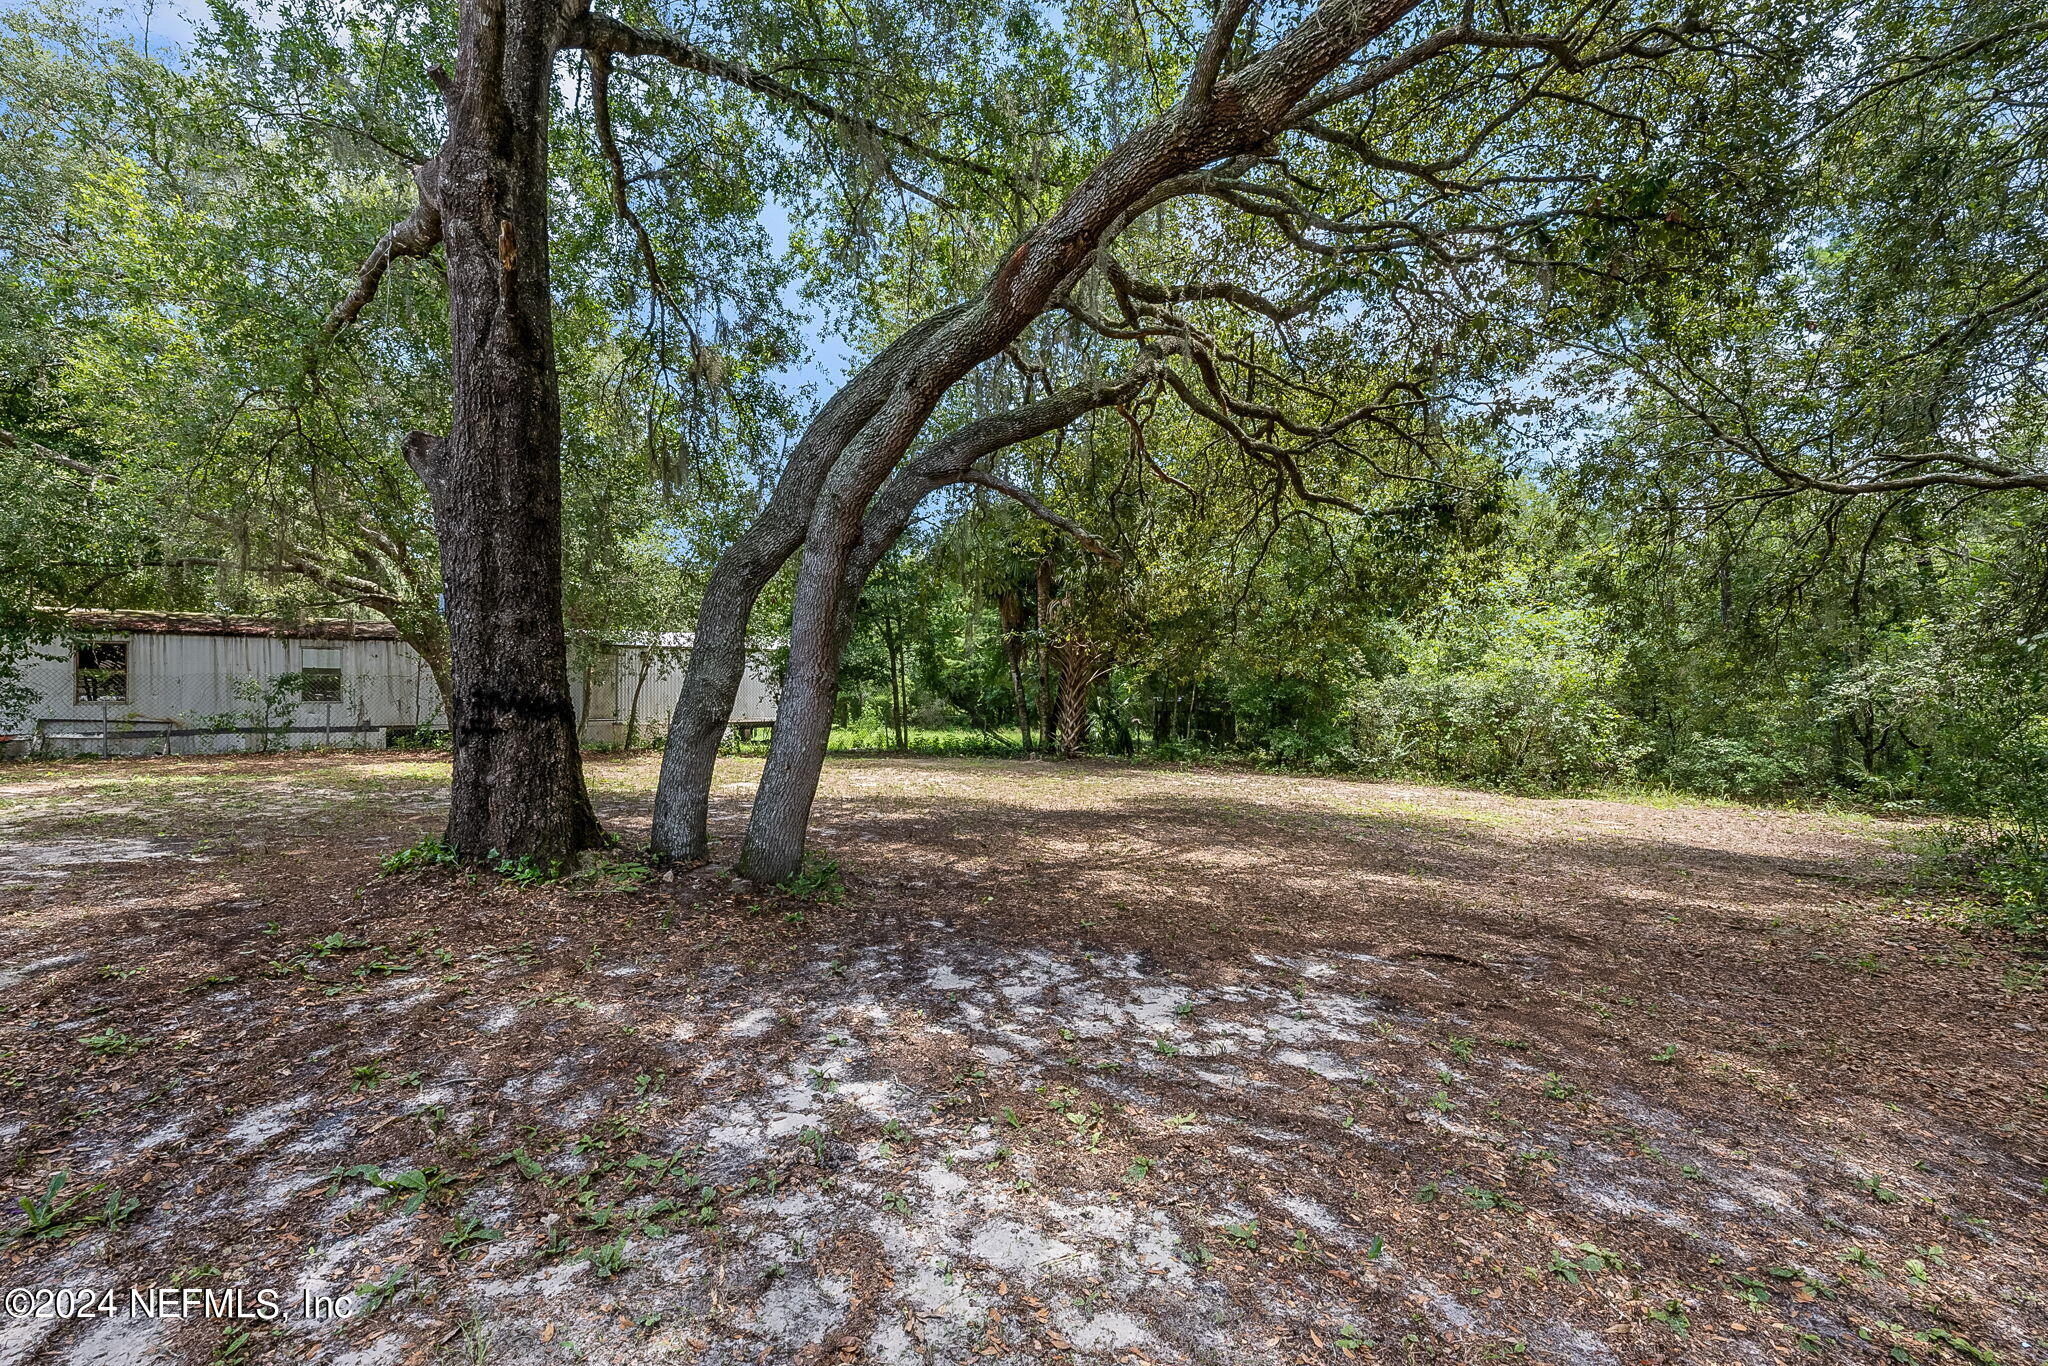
(1660, 737), (1800, 800)
(1946, 805), (2048, 939)
(1347, 667), (1640, 790)
(1254, 721), (1365, 774)
(1148, 736), (1207, 763)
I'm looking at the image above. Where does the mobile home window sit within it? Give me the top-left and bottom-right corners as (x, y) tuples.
(299, 647), (343, 702)
(75, 642), (129, 703)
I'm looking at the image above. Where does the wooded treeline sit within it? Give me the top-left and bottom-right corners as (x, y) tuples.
(1, 0), (2041, 915)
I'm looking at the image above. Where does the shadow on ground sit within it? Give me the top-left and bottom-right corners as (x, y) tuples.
(0, 751), (2042, 1365)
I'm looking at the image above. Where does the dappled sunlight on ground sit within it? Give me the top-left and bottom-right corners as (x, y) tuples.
(0, 752), (2042, 1364)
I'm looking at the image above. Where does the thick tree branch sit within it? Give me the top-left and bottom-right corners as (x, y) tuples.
(1104, 253), (1339, 322)
(1, 427), (100, 479)
(848, 367), (1156, 589)
(1748, 453), (2048, 496)
(1186, 0), (1256, 108)
(402, 431), (452, 512)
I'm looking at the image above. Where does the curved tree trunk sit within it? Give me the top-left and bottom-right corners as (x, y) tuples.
(666, 0), (1425, 875)
(736, 378), (1136, 882)
(735, 552), (846, 881)
(736, 392), (946, 881)
(648, 552), (778, 862)
(648, 305), (972, 862)
(408, 0), (604, 864)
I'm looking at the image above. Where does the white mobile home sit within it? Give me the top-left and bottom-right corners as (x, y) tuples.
(1, 609), (778, 757)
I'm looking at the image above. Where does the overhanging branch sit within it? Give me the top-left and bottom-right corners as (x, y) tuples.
(563, 12), (1001, 187)
(1, 427), (100, 479)
(955, 468), (1120, 561)
(324, 163), (445, 335)
(587, 51), (669, 298)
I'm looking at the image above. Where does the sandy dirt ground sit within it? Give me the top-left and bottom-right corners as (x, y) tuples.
(0, 751), (2042, 1366)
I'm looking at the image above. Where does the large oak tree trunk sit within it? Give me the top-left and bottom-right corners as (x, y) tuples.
(407, 0), (603, 864)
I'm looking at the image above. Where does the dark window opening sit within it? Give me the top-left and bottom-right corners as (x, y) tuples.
(75, 642), (129, 703)
(301, 667), (343, 702)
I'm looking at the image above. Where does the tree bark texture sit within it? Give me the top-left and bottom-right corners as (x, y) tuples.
(1056, 640), (1099, 757)
(409, 0), (604, 864)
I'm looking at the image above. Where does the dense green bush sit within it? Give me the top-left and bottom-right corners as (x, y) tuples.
(1942, 716), (2048, 937)
(1658, 738), (1801, 800)
(1969, 813), (2048, 937)
(1344, 670), (1638, 788)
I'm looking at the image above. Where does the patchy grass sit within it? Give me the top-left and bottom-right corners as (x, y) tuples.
(0, 750), (2042, 1365)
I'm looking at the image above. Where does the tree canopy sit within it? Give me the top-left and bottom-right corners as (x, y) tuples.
(0, 0), (2041, 913)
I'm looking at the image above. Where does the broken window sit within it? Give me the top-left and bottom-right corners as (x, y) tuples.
(75, 642), (128, 702)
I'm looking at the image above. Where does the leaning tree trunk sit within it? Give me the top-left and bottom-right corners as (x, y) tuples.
(736, 398), (942, 881)
(404, 0), (603, 864)
(735, 520), (862, 881)
(646, 306), (972, 862)
(738, 387), (1136, 882)
(648, 554), (773, 861)
(667, 0), (1428, 873)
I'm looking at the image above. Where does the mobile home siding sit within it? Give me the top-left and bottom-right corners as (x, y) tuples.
(4, 615), (777, 756)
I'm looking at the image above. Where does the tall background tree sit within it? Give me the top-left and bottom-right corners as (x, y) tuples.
(646, 0), (1720, 879)
(3, 0), (2040, 922)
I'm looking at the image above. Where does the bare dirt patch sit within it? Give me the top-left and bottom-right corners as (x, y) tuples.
(1, 752), (2042, 1365)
